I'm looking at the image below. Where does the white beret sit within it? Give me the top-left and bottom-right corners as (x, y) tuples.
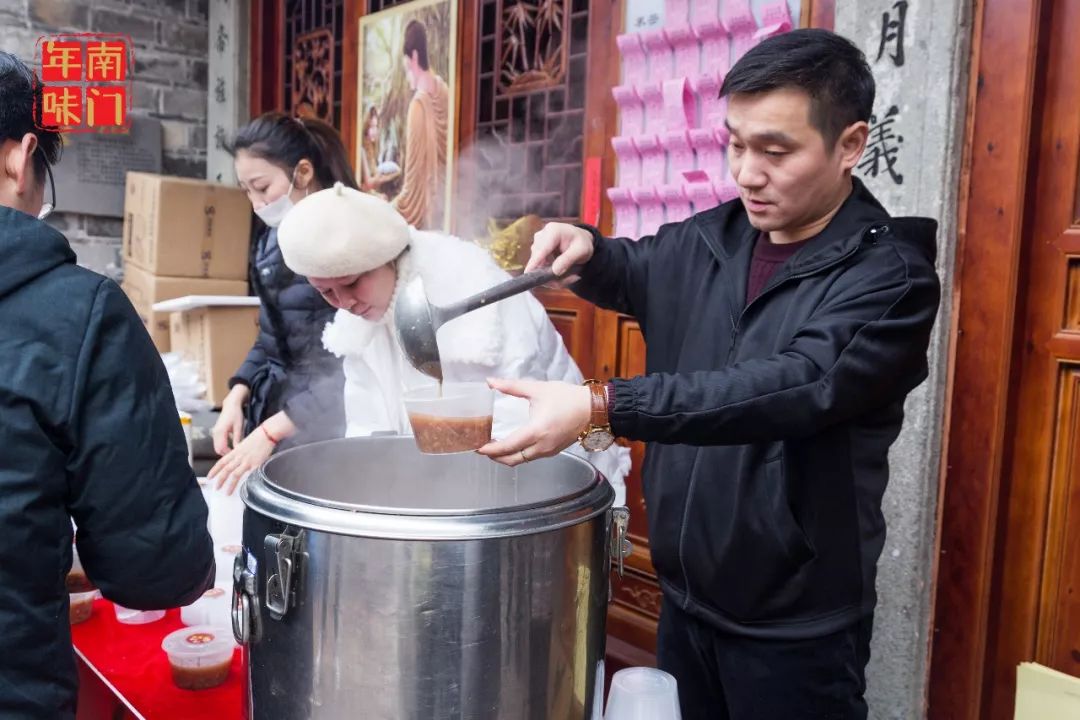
(277, 182), (411, 278)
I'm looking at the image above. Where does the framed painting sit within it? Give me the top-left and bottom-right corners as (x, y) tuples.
(357, 0), (459, 232)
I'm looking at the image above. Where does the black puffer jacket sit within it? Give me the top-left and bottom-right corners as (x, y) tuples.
(230, 226), (344, 443)
(575, 179), (940, 639)
(0, 207), (214, 718)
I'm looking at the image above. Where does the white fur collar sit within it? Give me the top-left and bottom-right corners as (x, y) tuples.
(322, 229), (503, 366)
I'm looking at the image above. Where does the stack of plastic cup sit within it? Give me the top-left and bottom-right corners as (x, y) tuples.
(114, 604), (166, 625)
(603, 667), (682, 720)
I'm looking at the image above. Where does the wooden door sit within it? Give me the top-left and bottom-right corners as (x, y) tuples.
(979, 0), (1080, 715)
(595, 309), (660, 667)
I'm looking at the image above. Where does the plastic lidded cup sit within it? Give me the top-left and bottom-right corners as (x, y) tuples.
(603, 667), (683, 720)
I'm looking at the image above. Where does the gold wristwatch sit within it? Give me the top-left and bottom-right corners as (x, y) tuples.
(579, 380), (616, 452)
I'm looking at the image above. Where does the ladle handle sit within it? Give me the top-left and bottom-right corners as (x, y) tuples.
(438, 265), (583, 322)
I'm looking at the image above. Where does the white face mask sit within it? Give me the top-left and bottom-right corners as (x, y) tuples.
(254, 191), (293, 228)
(254, 168), (303, 227)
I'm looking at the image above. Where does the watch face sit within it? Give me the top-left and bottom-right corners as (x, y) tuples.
(582, 429), (615, 452)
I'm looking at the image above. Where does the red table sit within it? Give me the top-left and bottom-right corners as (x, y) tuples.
(71, 598), (245, 719)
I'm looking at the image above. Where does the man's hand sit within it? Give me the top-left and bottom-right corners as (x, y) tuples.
(526, 222), (596, 287)
(477, 378), (592, 466)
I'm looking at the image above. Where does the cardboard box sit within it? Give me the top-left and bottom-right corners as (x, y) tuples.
(169, 306), (260, 407)
(122, 172), (252, 280)
(121, 263), (248, 351)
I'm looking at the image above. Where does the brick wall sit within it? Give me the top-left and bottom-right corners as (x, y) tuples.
(0, 0), (210, 277)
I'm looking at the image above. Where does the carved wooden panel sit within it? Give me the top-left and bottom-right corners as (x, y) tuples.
(611, 568), (662, 620)
(1037, 365), (1080, 673)
(472, 0), (591, 225)
(367, 0), (413, 11)
(284, 0), (346, 128)
(597, 312), (650, 553)
(292, 29), (335, 122)
(498, 0), (570, 94)
(534, 287), (596, 377)
(1067, 257), (1080, 331)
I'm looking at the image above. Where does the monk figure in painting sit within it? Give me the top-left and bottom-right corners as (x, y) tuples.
(392, 19), (449, 230)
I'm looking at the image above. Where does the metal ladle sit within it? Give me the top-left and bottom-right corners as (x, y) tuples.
(393, 266), (580, 381)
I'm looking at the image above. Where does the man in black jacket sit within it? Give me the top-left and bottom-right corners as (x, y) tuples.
(480, 30), (940, 719)
(0, 52), (214, 717)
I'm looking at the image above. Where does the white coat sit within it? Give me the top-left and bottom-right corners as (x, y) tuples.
(321, 229), (630, 503)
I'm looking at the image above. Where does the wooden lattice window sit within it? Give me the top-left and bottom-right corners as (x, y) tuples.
(367, 0), (415, 11)
(284, 0), (345, 127)
(498, 0), (569, 94)
(474, 0), (591, 223)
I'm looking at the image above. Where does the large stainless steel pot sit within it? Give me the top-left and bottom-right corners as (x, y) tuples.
(232, 436), (630, 720)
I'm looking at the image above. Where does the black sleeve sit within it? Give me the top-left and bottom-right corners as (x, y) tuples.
(569, 223), (671, 320)
(608, 246), (941, 445)
(66, 280), (214, 609)
(229, 304), (274, 388)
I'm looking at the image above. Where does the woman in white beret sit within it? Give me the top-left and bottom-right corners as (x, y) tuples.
(277, 182), (630, 501)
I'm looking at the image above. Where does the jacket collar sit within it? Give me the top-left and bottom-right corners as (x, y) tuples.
(695, 177), (892, 267)
(692, 177), (938, 314)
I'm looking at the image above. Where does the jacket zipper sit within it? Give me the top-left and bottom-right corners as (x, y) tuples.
(724, 225), (885, 362)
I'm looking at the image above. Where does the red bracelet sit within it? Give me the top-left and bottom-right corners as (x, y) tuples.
(260, 425), (280, 445)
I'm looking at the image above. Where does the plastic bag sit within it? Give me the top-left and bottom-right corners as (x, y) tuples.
(161, 352), (213, 413)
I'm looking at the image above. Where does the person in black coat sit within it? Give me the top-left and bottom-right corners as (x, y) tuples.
(0, 52), (214, 718)
(479, 31), (941, 719)
(209, 114), (348, 493)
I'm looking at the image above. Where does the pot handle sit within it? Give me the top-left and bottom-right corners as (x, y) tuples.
(231, 551), (260, 645)
(610, 506), (632, 578)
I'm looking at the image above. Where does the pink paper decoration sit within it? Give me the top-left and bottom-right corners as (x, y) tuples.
(691, 72), (725, 128)
(722, 0), (758, 63)
(612, 84), (645, 137)
(639, 82), (666, 134)
(612, 136), (642, 188)
(631, 187), (666, 236)
(665, 0), (691, 27)
(634, 134), (667, 184)
(683, 169), (719, 213)
(641, 29), (674, 83)
(666, 24), (701, 80)
(690, 127), (725, 181)
(608, 187), (639, 238)
(660, 184), (693, 222)
(663, 77), (696, 130)
(616, 34), (649, 87)
(754, 1), (793, 43)
(664, 130), (696, 177)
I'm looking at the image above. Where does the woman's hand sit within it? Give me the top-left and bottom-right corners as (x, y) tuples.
(212, 384), (250, 456)
(209, 411), (295, 495)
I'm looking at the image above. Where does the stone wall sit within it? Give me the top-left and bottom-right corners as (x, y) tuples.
(836, 0), (973, 717)
(0, 0), (210, 278)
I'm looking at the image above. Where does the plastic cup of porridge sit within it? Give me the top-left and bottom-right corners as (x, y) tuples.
(403, 382), (495, 454)
(66, 544), (95, 593)
(69, 590), (98, 625)
(161, 625), (236, 690)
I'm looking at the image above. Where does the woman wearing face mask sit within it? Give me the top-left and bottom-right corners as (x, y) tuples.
(208, 113), (349, 493)
(276, 184), (631, 503)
